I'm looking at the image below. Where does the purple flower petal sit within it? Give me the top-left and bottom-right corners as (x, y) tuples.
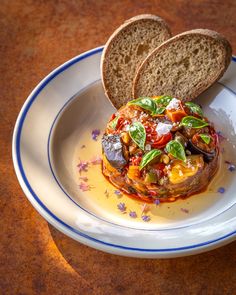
(79, 182), (91, 192)
(117, 202), (126, 212)
(217, 187), (225, 194)
(229, 164), (236, 172)
(142, 215), (151, 222)
(154, 199), (160, 206)
(225, 161), (235, 172)
(91, 129), (100, 141)
(114, 189), (122, 195)
(77, 160), (89, 174)
(129, 211), (137, 218)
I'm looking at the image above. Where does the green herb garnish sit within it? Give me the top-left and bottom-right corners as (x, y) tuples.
(129, 122), (146, 150)
(185, 102), (203, 117)
(139, 149), (162, 170)
(109, 116), (119, 129)
(153, 95), (173, 106)
(166, 140), (186, 161)
(181, 116), (209, 129)
(128, 97), (157, 115)
(199, 134), (211, 144)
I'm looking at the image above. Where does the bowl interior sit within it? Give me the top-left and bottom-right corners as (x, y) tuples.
(50, 81), (236, 230)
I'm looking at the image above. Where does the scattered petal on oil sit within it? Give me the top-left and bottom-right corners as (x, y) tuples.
(180, 208), (189, 214)
(77, 160), (89, 174)
(142, 215), (151, 222)
(90, 155), (102, 165)
(129, 211), (137, 218)
(81, 144), (86, 149)
(140, 203), (150, 215)
(79, 182), (91, 192)
(92, 129), (100, 141)
(154, 199), (160, 206)
(117, 202), (126, 212)
(114, 189), (122, 196)
(217, 187), (225, 194)
(79, 176), (88, 182)
(225, 161), (235, 172)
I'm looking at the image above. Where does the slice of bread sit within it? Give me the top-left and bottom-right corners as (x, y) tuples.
(101, 14), (171, 109)
(133, 29), (232, 101)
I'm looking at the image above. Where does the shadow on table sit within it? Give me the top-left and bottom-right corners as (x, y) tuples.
(48, 224), (236, 294)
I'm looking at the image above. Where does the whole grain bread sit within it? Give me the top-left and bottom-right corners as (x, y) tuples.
(101, 14), (171, 109)
(133, 29), (232, 101)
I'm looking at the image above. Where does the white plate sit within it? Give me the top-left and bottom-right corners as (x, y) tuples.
(12, 47), (236, 258)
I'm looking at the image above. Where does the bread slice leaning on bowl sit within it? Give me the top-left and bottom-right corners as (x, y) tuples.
(101, 14), (171, 109)
(132, 29), (232, 101)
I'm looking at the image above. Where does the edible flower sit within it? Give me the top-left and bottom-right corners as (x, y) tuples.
(129, 211), (137, 218)
(225, 160), (235, 172)
(77, 160), (89, 174)
(114, 189), (122, 196)
(217, 187), (225, 194)
(117, 202), (126, 212)
(79, 182), (91, 192)
(91, 129), (101, 141)
(154, 199), (160, 206)
(142, 215), (151, 222)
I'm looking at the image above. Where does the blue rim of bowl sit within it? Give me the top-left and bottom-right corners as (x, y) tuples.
(13, 47), (236, 253)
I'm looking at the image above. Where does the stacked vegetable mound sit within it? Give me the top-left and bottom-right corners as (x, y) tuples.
(102, 96), (219, 202)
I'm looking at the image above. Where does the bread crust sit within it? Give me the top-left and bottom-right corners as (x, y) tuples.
(132, 29), (232, 100)
(101, 14), (171, 109)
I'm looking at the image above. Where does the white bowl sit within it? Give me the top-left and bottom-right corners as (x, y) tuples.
(12, 47), (236, 258)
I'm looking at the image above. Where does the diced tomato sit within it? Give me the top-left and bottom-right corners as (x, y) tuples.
(109, 113), (116, 122)
(130, 156), (142, 166)
(149, 190), (158, 196)
(152, 132), (172, 149)
(152, 162), (166, 178)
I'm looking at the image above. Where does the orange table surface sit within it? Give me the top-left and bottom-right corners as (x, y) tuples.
(1, 1), (236, 294)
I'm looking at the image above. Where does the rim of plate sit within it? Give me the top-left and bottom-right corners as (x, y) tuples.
(12, 46), (236, 254)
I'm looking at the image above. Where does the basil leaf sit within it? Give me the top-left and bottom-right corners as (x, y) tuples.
(109, 116), (119, 129)
(181, 116), (209, 128)
(185, 102), (203, 117)
(199, 134), (211, 144)
(166, 140), (186, 161)
(140, 149), (162, 170)
(129, 122), (146, 150)
(154, 107), (166, 115)
(128, 97), (157, 115)
(153, 95), (173, 107)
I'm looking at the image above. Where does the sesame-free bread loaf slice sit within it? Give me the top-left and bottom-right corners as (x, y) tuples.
(133, 29), (232, 101)
(101, 14), (171, 109)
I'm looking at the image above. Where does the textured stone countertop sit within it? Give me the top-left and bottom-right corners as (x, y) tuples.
(1, 1), (236, 294)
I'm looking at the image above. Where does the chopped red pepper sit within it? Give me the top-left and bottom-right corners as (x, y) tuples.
(152, 133), (172, 149)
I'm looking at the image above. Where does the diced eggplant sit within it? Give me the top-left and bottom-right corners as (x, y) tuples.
(102, 134), (127, 169)
(188, 139), (215, 162)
